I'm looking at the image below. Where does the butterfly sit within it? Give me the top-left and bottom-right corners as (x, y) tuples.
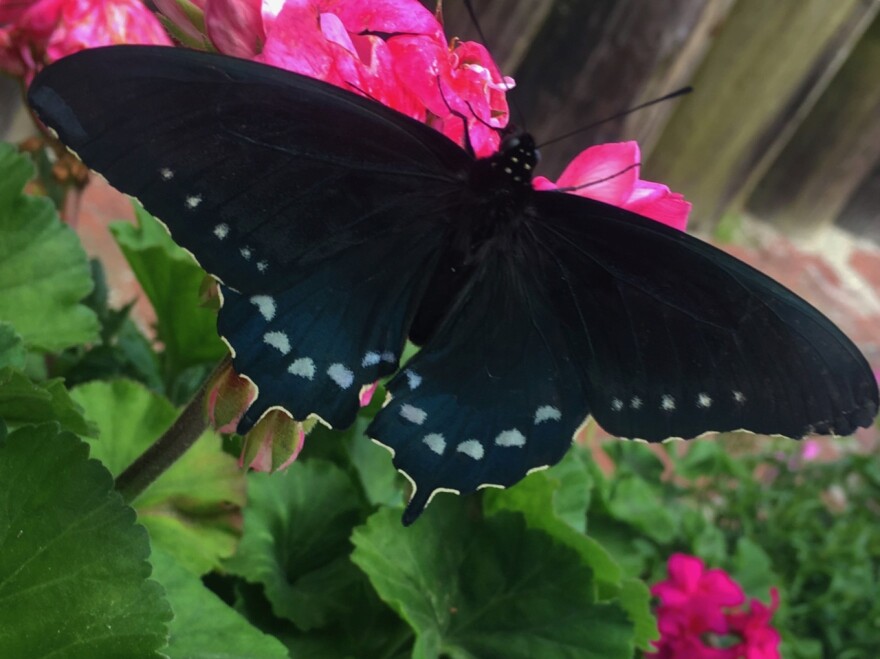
(28, 46), (879, 524)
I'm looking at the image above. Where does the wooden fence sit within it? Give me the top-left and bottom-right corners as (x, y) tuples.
(442, 0), (880, 238)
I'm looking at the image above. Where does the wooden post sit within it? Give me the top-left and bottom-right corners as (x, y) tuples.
(500, 0), (737, 179)
(747, 15), (880, 238)
(441, 0), (555, 74)
(645, 0), (880, 229)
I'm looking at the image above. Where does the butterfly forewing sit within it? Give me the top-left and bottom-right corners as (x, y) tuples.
(530, 191), (879, 441)
(29, 45), (473, 429)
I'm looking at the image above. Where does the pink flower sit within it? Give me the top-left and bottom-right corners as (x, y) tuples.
(727, 589), (782, 659)
(652, 553), (745, 634)
(649, 554), (782, 659)
(156, 0), (511, 156)
(534, 142), (691, 230)
(801, 439), (821, 461)
(387, 35), (513, 157)
(2, 0), (171, 82)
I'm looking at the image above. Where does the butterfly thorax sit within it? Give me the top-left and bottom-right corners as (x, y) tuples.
(469, 132), (539, 202)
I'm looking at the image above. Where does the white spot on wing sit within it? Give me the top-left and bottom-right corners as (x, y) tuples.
(697, 393), (712, 408)
(185, 194), (202, 209)
(422, 433), (446, 455)
(457, 439), (484, 460)
(240, 246), (252, 260)
(213, 223), (229, 240)
(611, 398), (624, 411)
(630, 396), (643, 410)
(399, 404), (427, 425)
(405, 370), (422, 390)
(249, 295), (276, 321)
(257, 260), (268, 273)
(381, 351), (396, 363)
(733, 390), (746, 404)
(362, 351), (381, 367)
(263, 331), (290, 354)
(327, 363), (354, 389)
(159, 167), (174, 180)
(495, 429), (526, 447)
(661, 395), (676, 411)
(288, 357), (315, 380)
(534, 405), (561, 424)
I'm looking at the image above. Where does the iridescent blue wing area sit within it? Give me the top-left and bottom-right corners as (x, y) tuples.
(28, 45), (472, 430)
(369, 236), (592, 525)
(530, 191), (878, 443)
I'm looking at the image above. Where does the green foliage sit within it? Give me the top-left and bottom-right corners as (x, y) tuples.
(353, 502), (634, 659)
(149, 547), (288, 658)
(0, 144), (98, 351)
(589, 437), (880, 659)
(71, 379), (245, 575)
(111, 203), (226, 398)
(0, 425), (172, 657)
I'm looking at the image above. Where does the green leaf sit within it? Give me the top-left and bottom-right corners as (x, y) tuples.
(0, 424), (171, 657)
(352, 500), (635, 659)
(616, 578), (659, 652)
(605, 474), (677, 543)
(0, 367), (96, 436)
(484, 467), (622, 587)
(71, 380), (245, 574)
(732, 536), (777, 598)
(0, 322), (25, 370)
(224, 460), (367, 630)
(110, 203), (225, 380)
(0, 143), (98, 350)
(149, 547), (288, 658)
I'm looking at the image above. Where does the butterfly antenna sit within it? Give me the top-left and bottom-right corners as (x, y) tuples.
(436, 77), (476, 157)
(461, 0), (525, 131)
(556, 163), (642, 194)
(536, 87), (692, 149)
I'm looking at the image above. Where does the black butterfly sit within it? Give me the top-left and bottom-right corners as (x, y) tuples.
(28, 46), (878, 524)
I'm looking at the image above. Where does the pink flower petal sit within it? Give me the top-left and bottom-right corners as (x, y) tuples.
(555, 142), (641, 206)
(206, 0), (264, 57)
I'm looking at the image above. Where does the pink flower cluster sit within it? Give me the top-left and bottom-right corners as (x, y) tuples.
(650, 554), (781, 659)
(0, 0), (171, 83)
(154, 0), (512, 158)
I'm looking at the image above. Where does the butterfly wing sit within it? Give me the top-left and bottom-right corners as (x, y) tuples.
(29, 45), (473, 429)
(370, 188), (877, 524)
(530, 190), (879, 442)
(369, 233), (593, 524)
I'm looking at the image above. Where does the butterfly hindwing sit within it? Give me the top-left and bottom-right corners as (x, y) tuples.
(530, 191), (879, 441)
(369, 242), (591, 524)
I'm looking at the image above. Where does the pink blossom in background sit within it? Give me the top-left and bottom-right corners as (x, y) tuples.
(534, 142), (692, 230)
(800, 439), (822, 461)
(727, 589), (781, 659)
(1, 0), (171, 81)
(652, 553), (745, 636)
(649, 554), (782, 659)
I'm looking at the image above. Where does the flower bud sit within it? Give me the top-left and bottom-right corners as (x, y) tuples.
(239, 409), (305, 473)
(203, 362), (257, 433)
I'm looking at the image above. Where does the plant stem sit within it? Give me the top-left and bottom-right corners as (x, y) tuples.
(115, 356), (232, 504)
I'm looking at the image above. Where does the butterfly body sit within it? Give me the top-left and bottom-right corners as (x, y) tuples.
(28, 46), (878, 524)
